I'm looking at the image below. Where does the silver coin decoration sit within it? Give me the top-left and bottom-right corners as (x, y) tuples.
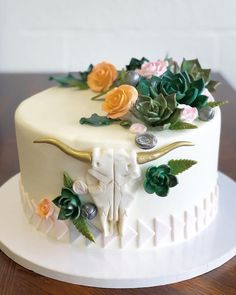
(135, 133), (158, 150)
(198, 106), (215, 121)
(81, 203), (98, 220)
(124, 71), (140, 86)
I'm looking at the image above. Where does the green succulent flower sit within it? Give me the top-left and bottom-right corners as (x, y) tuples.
(53, 188), (81, 220)
(157, 70), (208, 108)
(133, 93), (181, 127)
(136, 70), (209, 108)
(144, 165), (178, 197)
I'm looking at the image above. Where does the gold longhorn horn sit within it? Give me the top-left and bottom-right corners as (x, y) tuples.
(34, 138), (92, 163)
(137, 141), (194, 164)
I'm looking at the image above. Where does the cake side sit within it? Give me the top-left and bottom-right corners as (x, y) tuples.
(15, 86), (221, 249)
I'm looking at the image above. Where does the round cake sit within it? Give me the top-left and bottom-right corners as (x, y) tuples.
(15, 57), (222, 249)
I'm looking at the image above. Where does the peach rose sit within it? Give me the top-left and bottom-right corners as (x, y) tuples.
(87, 62), (118, 92)
(36, 198), (54, 219)
(102, 84), (138, 119)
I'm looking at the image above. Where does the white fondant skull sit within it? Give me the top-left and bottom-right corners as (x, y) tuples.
(86, 148), (141, 236)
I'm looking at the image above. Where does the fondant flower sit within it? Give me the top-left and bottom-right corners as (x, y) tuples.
(87, 62), (118, 92)
(53, 188), (81, 220)
(144, 165), (178, 197)
(36, 198), (54, 219)
(129, 123), (147, 134)
(178, 104), (198, 123)
(73, 180), (88, 195)
(136, 60), (168, 79)
(102, 84), (138, 119)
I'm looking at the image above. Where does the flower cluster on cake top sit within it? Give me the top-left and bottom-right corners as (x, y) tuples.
(50, 57), (227, 133)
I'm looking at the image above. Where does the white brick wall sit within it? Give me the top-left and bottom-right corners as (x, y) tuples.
(0, 0), (235, 86)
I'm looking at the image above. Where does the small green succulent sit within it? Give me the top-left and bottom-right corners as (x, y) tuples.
(144, 165), (178, 197)
(133, 93), (181, 127)
(53, 188), (81, 220)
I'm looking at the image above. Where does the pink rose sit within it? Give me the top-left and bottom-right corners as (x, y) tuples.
(136, 60), (168, 79)
(129, 123), (147, 134)
(178, 104), (198, 123)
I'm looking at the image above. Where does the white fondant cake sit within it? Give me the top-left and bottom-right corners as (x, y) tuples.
(15, 86), (221, 249)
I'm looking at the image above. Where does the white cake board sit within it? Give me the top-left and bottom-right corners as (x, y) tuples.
(0, 172), (236, 288)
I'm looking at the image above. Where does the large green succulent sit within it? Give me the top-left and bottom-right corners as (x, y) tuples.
(136, 70), (208, 108)
(133, 93), (181, 127)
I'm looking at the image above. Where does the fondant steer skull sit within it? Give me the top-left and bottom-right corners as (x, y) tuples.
(34, 138), (193, 236)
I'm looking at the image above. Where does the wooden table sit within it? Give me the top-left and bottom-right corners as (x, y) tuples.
(0, 74), (235, 295)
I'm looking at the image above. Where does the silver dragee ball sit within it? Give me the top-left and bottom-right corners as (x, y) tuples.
(124, 71), (140, 86)
(81, 203), (98, 220)
(198, 106), (215, 121)
(135, 133), (158, 150)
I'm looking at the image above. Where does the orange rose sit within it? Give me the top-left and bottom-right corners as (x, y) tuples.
(87, 62), (118, 92)
(36, 198), (54, 219)
(102, 85), (138, 119)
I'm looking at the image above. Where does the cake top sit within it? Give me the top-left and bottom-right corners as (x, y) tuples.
(48, 56), (226, 150)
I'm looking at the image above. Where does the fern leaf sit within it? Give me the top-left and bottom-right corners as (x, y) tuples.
(207, 100), (228, 108)
(168, 159), (197, 175)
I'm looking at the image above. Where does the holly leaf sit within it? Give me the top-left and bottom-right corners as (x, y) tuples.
(168, 159), (197, 175)
(207, 100), (228, 108)
(49, 73), (89, 89)
(80, 113), (115, 126)
(73, 216), (95, 242)
(63, 172), (73, 189)
(169, 121), (197, 130)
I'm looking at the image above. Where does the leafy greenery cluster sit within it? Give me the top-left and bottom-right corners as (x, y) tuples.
(50, 57), (225, 131)
(52, 172), (95, 242)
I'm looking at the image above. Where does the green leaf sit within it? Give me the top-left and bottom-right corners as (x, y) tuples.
(126, 57), (149, 71)
(181, 59), (201, 73)
(49, 73), (89, 89)
(136, 80), (150, 96)
(63, 172), (73, 189)
(167, 108), (182, 125)
(168, 159), (197, 175)
(119, 68), (126, 83)
(80, 113), (115, 126)
(120, 120), (132, 128)
(207, 100), (228, 108)
(169, 121), (197, 130)
(206, 80), (221, 92)
(72, 216), (95, 242)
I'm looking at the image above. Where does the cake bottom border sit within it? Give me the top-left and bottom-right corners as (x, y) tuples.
(0, 172), (236, 288)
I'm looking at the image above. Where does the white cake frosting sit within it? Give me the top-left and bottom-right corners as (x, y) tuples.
(15, 87), (221, 249)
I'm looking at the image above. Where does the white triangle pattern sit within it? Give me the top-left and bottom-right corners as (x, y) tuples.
(170, 214), (185, 242)
(120, 226), (137, 248)
(184, 210), (196, 239)
(103, 233), (116, 248)
(20, 179), (219, 248)
(137, 219), (155, 247)
(153, 218), (171, 246)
